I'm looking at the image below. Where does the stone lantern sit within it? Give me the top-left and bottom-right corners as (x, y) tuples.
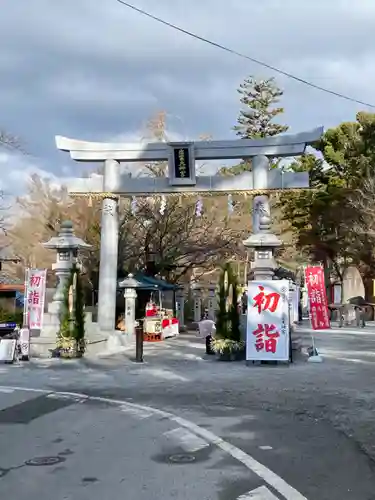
(243, 194), (281, 281)
(175, 287), (185, 329)
(42, 221), (91, 324)
(191, 281), (202, 322)
(207, 284), (217, 321)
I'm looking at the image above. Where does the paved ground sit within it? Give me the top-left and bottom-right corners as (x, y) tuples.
(0, 325), (375, 499)
(0, 388), (264, 500)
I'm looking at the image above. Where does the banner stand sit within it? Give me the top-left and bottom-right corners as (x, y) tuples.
(21, 268), (47, 361)
(304, 264), (326, 363)
(289, 306), (293, 364)
(19, 327), (30, 361)
(307, 334), (323, 362)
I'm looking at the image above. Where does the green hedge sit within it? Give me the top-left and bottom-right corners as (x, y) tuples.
(0, 308), (23, 325)
(59, 265), (85, 343)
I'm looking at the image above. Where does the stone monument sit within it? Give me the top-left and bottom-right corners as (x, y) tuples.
(342, 266), (365, 303)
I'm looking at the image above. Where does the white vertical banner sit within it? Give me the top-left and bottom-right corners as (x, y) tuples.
(25, 269), (47, 329)
(289, 284), (300, 324)
(23, 268), (29, 326)
(246, 280), (290, 362)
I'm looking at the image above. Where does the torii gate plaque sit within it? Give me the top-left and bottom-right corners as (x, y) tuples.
(56, 127), (323, 339)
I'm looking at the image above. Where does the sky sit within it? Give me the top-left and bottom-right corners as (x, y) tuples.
(0, 0), (374, 199)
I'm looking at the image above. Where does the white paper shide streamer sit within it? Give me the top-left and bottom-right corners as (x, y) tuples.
(227, 194), (234, 214)
(131, 196), (138, 215)
(195, 197), (203, 217)
(159, 195), (167, 215)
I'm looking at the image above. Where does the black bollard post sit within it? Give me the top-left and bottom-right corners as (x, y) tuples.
(206, 335), (214, 355)
(135, 320), (144, 363)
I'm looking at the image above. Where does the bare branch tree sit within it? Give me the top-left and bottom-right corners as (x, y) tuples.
(0, 130), (25, 153)
(117, 195), (241, 282)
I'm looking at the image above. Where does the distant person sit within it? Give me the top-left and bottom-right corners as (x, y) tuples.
(241, 291), (248, 314)
(198, 319), (216, 355)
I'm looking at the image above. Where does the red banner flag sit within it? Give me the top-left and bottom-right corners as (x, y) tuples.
(304, 266), (330, 330)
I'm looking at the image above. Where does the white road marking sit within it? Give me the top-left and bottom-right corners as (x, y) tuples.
(164, 427), (209, 452)
(46, 393), (86, 404)
(140, 368), (189, 382)
(0, 387), (14, 393)
(171, 352), (204, 361)
(238, 486), (279, 499)
(119, 405), (153, 419)
(47, 393), (72, 400)
(0, 385), (308, 500)
(259, 446), (273, 451)
(176, 342), (205, 350)
(322, 354), (371, 365)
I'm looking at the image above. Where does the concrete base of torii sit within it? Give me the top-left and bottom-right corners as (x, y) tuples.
(32, 309), (104, 357)
(33, 300), (135, 357)
(104, 330), (135, 355)
(31, 326), (135, 358)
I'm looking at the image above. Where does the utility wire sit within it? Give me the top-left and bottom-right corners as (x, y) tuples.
(115, 0), (375, 109)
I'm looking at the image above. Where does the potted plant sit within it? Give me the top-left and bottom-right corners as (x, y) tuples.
(212, 263), (245, 360)
(56, 265), (86, 359)
(212, 338), (245, 361)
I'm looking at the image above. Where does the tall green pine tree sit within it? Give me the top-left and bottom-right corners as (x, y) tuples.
(229, 269), (241, 342)
(216, 264), (229, 338)
(216, 263), (241, 342)
(234, 77), (288, 139)
(221, 77), (288, 175)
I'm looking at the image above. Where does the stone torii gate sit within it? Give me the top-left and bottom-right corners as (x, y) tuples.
(56, 127), (323, 338)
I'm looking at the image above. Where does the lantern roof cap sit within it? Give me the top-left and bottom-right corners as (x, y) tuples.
(42, 220), (91, 250)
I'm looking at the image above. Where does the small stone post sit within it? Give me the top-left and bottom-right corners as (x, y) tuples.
(207, 285), (217, 321)
(118, 274), (139, 339)
(192, 284), (202, 322)
(175, 289), (185, 328)
(124, 287), (137, 336)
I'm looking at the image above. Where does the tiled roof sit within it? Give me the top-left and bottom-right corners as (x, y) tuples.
(0, 273), (23, 285)
(0, 246), (19, 261)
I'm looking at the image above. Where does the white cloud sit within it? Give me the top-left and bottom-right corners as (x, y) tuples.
(0, 152), (58, 194)
(0, 0), (373, 191)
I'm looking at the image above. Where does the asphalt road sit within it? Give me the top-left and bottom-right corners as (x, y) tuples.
(0, 328), (375, 499)
(0, 388), (264, 500)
